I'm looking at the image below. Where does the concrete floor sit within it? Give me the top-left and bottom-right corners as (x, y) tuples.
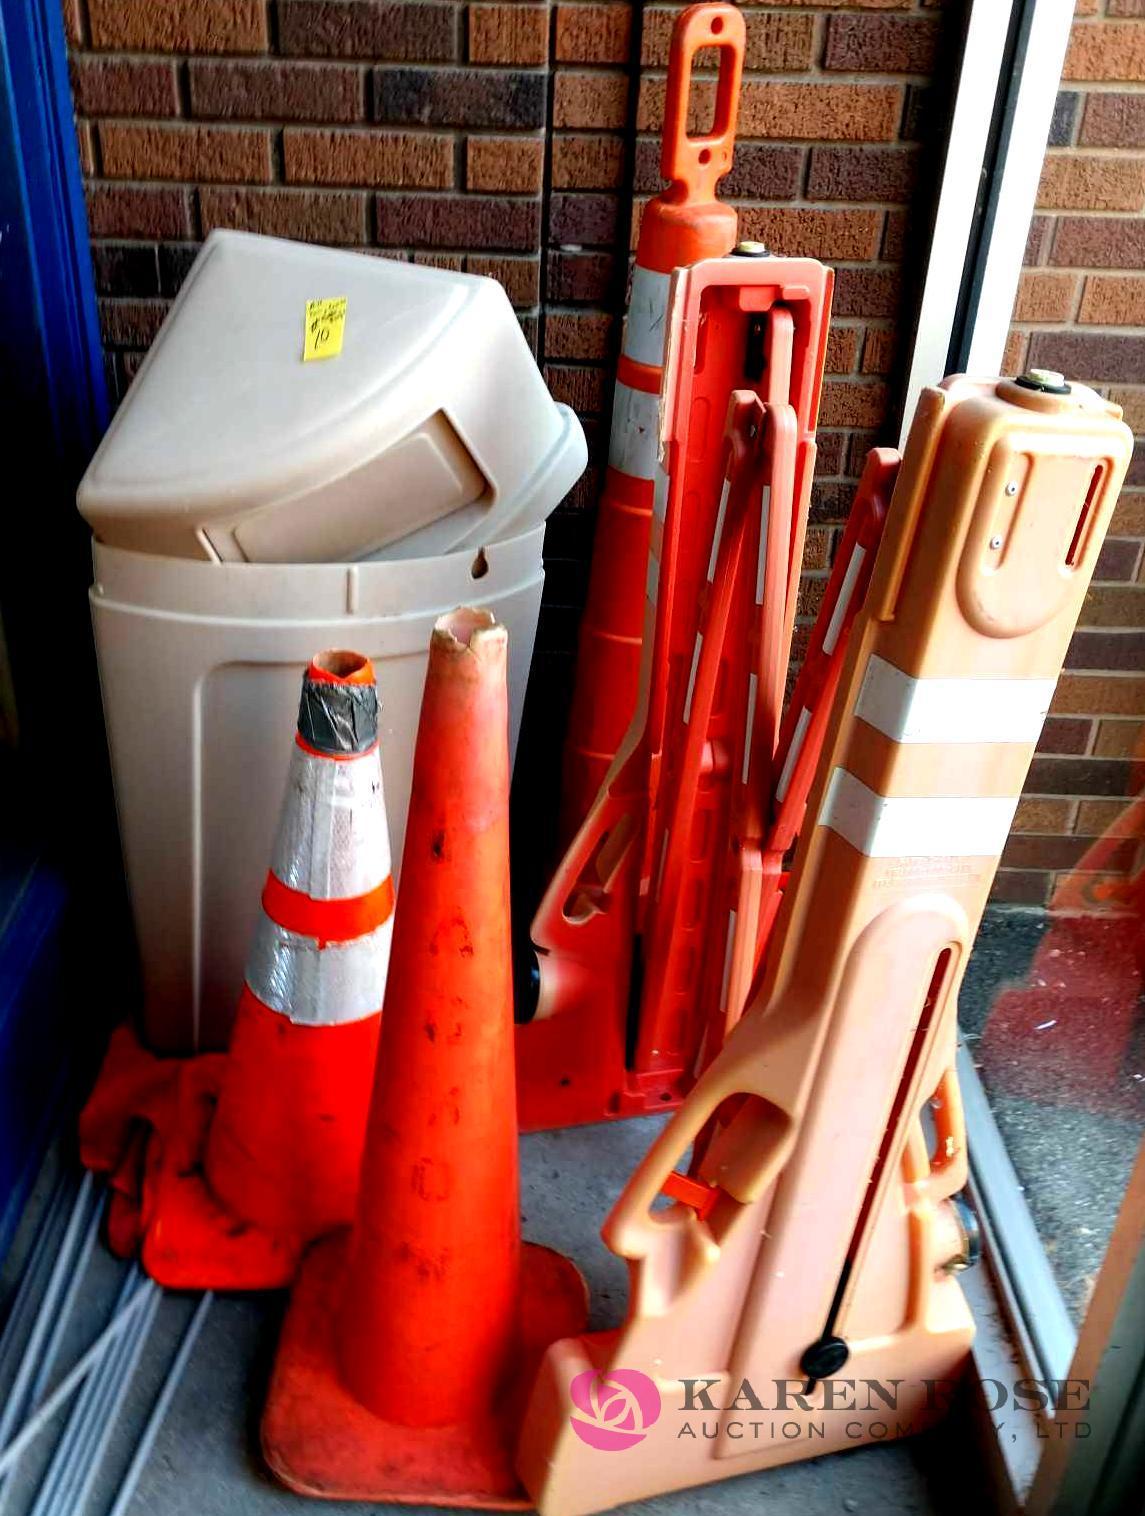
(0, 1118), (984, 1516)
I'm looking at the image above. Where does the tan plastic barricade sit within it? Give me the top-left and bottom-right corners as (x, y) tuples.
(515, 373), (1132, 1514)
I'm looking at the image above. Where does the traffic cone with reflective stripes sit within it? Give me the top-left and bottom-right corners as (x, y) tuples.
(80, 649), (393, 1289)
(557, 1), (745, 845)
(262, 609), (587, 1507)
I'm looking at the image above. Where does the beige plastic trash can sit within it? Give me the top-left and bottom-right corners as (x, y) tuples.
(78, 233), (585, 1052)
(91, 533), (546, 1053)
(79, 231), (586, 562)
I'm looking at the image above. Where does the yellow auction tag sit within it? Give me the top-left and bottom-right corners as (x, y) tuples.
(303, 296), (347, 362)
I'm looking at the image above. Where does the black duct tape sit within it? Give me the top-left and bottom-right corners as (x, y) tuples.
(298, 679), (379, 755)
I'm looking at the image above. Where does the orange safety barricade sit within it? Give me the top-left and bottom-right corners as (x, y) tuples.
(515, 373), (1132, 1514)
(80, 650), (395, 1288)
(557, 2), (746, 845)
(518, 253), (833, 1130)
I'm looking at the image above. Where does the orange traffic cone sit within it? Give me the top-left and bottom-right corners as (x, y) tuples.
(262, 609), (587, 1506)
(80, 649), (394, 1289)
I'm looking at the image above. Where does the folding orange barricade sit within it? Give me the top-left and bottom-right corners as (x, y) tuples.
(518, 253), (833, 1131)
(557, 2), (746, 845)
(515, 373), (1132, 1514)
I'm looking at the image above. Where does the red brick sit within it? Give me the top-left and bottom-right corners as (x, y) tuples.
(1036, 715), (1094, 754)
(1075, 798), (1138, 837)
(1050, 216), (1145, 268)
(1080, 92), (1145, 148)
(1112, 493), (1145, 535)
(550, 192), (619, 246)
(823, 15), (940, 73)
(1024, 753), (1135, 796)
(1093, 718), (1144, 757)
(1108, 386), (1145, 431)
(100, 123), (272, 184)
(546, 248), (614, 302)
(1037, 153), (1145, 212)
(376, 193), (540, 250)
(832, 266), (900, 317)
(467, 136), (545, 193)
(99, 298), (171, 347)
(199, 186), (369, 242)
(553, 134), (625, 189)
(989, 871), (1051, 907)
(1110, 0), (1145, 14)
(1013, 270), (1077, 323)
(76, 120), (96, 176)
(189, 60), (364, 122)
(861, 326), (896, 374)
(745, 0), (910, 7)
(556, 4), (631, 64)
(279, 2), (458, 61)
(1027, 331), (1145, 386)
(738, 207), (882, 262)
(1063, 21), (1145, 82)
(470, 4), (549, 65)
(816, 432), (847, 476)
(545, 310), (613, 361)
(806, 145), (919, 202)
(545, 363), (608, 413)
(638, 79), (903, 141)
(825, 327), (860, 374)
(641, 9), (813, 71)
(882, 208), (906, 260)
(468, 254), (540, 307)
(70, 57), (179, 118)
(554, 72), (628, 130)
(62, 0), (84, 45)
(376, 67), (546, 128)
(93, 243), (161, 298)
(1077, 584), (1145, 630)
(1078, 274), (1145, 326)
(1068, 625), (1145, 674)
(88, 0), (267, 52)
(1012, 798), (1077, 834)
(633, 138), (802, 199)
(86, 184), (193, 239)
(284, 128), (453, 187)
(818, 380), (888, 429)
(1052, 671), (1145, 715)
(1002, 330), (1028, 376)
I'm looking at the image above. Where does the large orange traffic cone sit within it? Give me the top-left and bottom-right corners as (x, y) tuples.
(80, 649), (394, 1288)
(262, 608), (587, 1506)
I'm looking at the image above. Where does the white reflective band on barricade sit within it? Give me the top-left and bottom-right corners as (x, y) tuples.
(854, 656), (1056, 745)
(608, 383), (660, 480)
(653, 463), (670, 523)
(246, 913), (393, 1025)
(270, 745), (390, 900)
(623, 267), (672, 370)
(819, 768), (1020, 859)
(821, 545), (865, 657)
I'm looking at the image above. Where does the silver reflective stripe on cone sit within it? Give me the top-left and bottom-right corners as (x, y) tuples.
(854, 656), (1055, 745)
(819, 769), (1020, 860)
(623, 267), (672, 369)
(246, 913), (393, 1025)
(270, 744), (390, 901)
(608, 383), (660, 480)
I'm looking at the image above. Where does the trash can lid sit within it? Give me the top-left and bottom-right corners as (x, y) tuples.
(78, 231), (585, 563)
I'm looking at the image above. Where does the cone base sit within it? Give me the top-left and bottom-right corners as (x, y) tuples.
(80, 1025), (307, 1290)
(262, 1231), (588, 1507)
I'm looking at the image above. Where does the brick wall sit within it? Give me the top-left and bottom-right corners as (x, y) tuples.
(63, 0), (1143, 909)
(999, 3), (1145, 910)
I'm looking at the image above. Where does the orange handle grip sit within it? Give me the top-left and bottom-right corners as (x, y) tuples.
(661, 3), (745, 201)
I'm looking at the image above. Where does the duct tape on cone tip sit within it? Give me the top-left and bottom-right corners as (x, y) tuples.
(298, 679), (379, 755)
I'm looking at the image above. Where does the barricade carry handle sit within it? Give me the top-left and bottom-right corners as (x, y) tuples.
(662, 3), (746, 203)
